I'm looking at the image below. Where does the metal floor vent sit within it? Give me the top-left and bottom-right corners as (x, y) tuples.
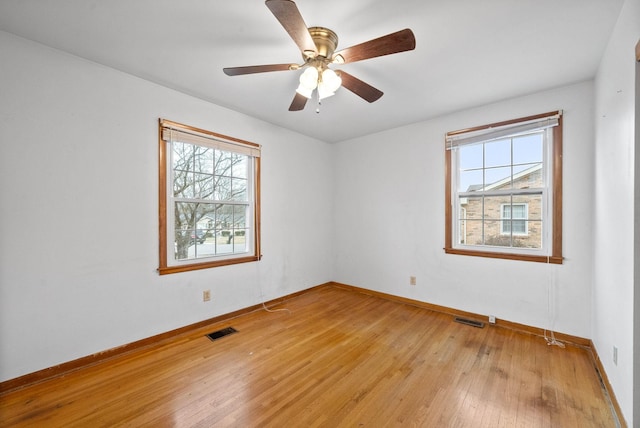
(454, 317), (485, 328)
(206, 327), (238, 341)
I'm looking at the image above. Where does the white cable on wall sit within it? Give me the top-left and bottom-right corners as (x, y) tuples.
(255, 258), (291, 315)
(544, 258), (565, 348)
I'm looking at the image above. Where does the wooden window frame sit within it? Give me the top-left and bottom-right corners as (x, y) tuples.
(444, 111), (563, 264)
(158, 119), (261, 275)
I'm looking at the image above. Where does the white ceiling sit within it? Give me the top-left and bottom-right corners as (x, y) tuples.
(0, 0), (624, 143)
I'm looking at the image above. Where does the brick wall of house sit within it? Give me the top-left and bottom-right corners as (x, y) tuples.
(460, 167), (543, 248)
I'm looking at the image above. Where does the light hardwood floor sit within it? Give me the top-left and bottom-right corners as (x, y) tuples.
(0, 285), (616, 427)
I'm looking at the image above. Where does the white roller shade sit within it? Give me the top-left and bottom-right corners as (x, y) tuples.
(446, 112), (561, 149)
(161, 124), (261, 158)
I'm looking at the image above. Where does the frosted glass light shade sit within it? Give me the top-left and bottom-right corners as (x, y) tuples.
(317, 84), (335, 100)
(321, 69), (341, 93)
(296, 84), (314, 98)
(296, 67), (319, 99)
(295, 67), (342, 100)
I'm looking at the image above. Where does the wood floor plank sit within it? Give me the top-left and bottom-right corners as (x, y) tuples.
(0, 285), (616, 427)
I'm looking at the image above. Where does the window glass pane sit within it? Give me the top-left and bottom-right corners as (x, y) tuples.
(193, 173), (214, 199)
(174, 202), (214, 260)
(216, 229), (234, 246)
(216, 150), (233, 176)
(216, 240), (234, 255)
(460, 196), (482, 220)
(197, 147), (214, 173)
(216, 207), (235, 253)
(484, 196), (510, 220)
(174, 171), (194, 198)
(231, 178), (248, 201)
(484, 139), (511, 168)
(485, 166), (512, 189)
(174, 231), (188, 260)
(215, 204), (234, 232)
(459, 144), (483, 170)
(459, 197), (481, 245)
(233, 205), (247, 229)
(462, 220), (482, 245)
(175, 202), (196, 231)
(521, 221), (543, 249)
(233, 229), (248, 251)
(232, 155), (248, 179)
(173, 142), (195, 172)
(191, 146), (212, 173)
(459, 169), (483, 192)
(506, 221), (542, 248)
(513, 133), (543, 165)
(483, 220), (507, 247)
(215, 176), (232, 200)
(513, 164), (543, 189)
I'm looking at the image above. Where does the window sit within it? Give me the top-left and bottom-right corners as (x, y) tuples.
(501, 203), (527, 236)
(444, 111), (563, 263)
(158, 119), (261, 274)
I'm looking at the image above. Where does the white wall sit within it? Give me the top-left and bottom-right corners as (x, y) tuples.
(0, 31), (334, 382)
(333, 81), (595, 338)
(593, 0), (640, 424)
(1, 10), (637, 423)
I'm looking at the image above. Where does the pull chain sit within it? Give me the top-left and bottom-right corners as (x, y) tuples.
(316, 90), (321, 114)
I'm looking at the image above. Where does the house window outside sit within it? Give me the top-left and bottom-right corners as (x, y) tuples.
(158, 119), (261, 274)
(445, 111), (563, 263)
(501, 203), (528, 236)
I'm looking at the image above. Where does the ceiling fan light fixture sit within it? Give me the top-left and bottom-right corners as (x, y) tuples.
(321, 69), (341, 92)
(224, 1), (416, 111)
(317, 69), (341, 100)
(296, 67), (319, 98)
(295, 84), (314, 98)
(300, 67), (319, 88)
(317, 84), (335, 100)
(296, 67), (342, 100)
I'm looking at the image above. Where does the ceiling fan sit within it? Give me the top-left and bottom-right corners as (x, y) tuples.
(223, 0), (416, 112)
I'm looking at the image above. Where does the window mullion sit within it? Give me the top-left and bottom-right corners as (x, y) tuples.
(458, 188), (543, 198)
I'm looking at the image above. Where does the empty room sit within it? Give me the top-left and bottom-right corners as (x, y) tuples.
(0, 0), (638, 426)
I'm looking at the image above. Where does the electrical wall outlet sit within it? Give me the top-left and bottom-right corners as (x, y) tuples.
(203, 290), (211, 302)
(488, 315), (496, 324)
(410, 276), (416, 286)
(613, 346), (618, 365)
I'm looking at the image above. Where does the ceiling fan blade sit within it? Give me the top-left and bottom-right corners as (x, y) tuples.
(223, 64), (296, 76)
(265, 0), (317, 57)
(332, 29), (416, 64)
(338, 71), (384, 103)
(289, 92), (308, 111)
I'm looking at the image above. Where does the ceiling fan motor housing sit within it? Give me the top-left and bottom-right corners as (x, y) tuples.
(307, 27), (338, 59)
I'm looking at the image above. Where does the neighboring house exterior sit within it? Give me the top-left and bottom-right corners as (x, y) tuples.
(460, 164), (543, 248)
(196, 214), (216, 232)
